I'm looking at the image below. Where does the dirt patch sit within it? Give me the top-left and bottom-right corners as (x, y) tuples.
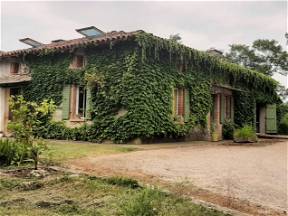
(66, 140), (287, 216)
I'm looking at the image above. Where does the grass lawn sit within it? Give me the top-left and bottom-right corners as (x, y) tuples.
(43, 141), (137, 164)
(0, 140), (230, 216)
(0, 172), (230, 216)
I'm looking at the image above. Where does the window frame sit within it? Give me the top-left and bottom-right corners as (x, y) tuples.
(76, 86), (87, 119)
(174, 88), (185, 117)
(10, 62), (20, 75)
(72, 55), (86, 69)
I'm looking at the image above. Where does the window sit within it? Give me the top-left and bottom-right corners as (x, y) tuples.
(73, 55), (85, 68)
(69, 85), (87, 120)
(174, 88), (185, 116)
(76, 86), (87, 118)
(10, 63), (20, 74)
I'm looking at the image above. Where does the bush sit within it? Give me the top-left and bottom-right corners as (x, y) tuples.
(233, 125), (257, 143)
(0, 139), (28, 166)
(278, 113), (288, 134)
(222, 119), (234, 139)
(120, 189), (162, 216)
(8, 96), (55, 169)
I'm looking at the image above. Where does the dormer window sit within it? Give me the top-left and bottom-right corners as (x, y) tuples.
(72, 55), (85, 69)
(10, 62), (20, 74)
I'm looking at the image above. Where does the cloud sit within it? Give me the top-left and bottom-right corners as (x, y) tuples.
(1, 1), (286, 51)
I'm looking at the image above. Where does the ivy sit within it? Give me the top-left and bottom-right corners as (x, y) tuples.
(20, 33), (278, 143)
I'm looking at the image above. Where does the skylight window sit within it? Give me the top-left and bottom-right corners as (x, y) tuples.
(76, 26), (104, 37)
(19, 38), (43, 48)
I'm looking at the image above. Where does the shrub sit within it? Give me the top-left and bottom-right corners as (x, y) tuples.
(233, 125), (257, 143)
(120, 189), (162, 216)
(0, 139), (28, 166)
(222, 119), (234, 139)
(8, 96), (55, 169)
(278, 113), (288, 135)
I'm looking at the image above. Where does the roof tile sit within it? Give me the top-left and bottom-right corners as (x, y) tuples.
(0, 30), (142, 58)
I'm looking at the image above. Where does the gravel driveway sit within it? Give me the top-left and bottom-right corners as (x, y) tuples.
(69, 141), (287, 212)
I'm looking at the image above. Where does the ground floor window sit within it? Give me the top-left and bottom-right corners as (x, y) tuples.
(62, 84), (91, 121)
(76, 86), (87, 118)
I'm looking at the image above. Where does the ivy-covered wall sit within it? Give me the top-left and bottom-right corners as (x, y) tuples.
(19, 32), (278, 143)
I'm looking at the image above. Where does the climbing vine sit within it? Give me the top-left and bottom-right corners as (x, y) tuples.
(20, 32), (278, 143)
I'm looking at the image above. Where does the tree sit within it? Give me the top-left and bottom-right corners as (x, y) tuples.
(226, 39), (288, 76)
(169, 33), (182, 43)
(8, 96), (56, 169)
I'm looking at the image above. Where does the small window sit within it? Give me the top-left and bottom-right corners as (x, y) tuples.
(74, 55), (85, 68)
(10, 63), (20, 74)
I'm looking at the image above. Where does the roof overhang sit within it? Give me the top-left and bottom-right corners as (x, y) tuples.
(0, 74), (31, 86)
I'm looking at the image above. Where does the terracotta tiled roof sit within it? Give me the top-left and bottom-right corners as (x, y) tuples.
(0, 74), (31, 85)
(0, 30), (143, 58)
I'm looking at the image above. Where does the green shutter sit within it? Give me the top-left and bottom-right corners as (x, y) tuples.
(62, 85), (71, 120)
(85, 86), (92, 120)
(266, 104), (277, 134)
(172, 87), (176, 116)
(221, 95), (225, 123)
(184, 89), (190, 122)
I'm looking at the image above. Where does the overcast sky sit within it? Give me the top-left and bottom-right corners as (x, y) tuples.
(1, 1), (287, 52)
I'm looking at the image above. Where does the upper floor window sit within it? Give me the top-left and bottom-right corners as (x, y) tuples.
(10, 62), (20, 74)
(174, 88), (185, 116)
(173, 88), (190, 123)
(72, 55), (85, 69)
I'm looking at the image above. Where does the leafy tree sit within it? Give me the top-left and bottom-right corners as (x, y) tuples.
(226, 39), (288, 76)
(169, 33), (182, 43)
(8, 96), (56, 169)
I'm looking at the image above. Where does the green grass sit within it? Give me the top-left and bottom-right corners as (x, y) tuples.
(42, 142), (137, 164)
(0, 173), (230, 216)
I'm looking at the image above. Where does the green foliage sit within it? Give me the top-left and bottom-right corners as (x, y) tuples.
(0, 139), (28, 166)
(226, 39), (288, 76)
(120, 189), (162, 216)
(233, 91), (256, 128)
(120, 188), (227, 216)
(21, 33), (277, 143)
(102, 177), (140, 189)
(8, 96), (55, 169)
(136, 33), (277, 95)
(278, 113), (288, 135)
(233, 125), (257, 143)
(88, 176), (141, 189)
(277, 103), (288, 131)
(8, 96), (56, 144)
(222, 119), (234, 140)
